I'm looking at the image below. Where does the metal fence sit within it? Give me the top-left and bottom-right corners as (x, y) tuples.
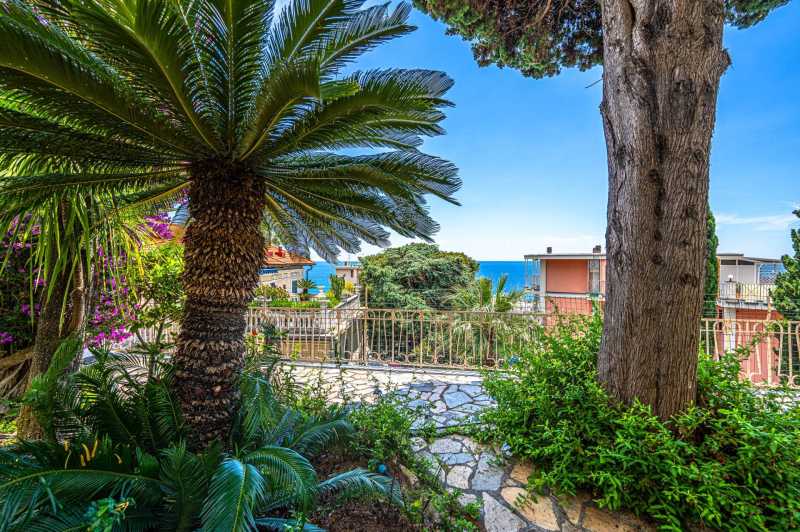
(120, 307), (800, 388)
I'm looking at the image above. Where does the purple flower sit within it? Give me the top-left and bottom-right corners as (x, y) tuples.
(0, 332), (14, 345)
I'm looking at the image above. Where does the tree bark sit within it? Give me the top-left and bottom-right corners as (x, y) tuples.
(16, 259), (85, 439)
(597, 0), (729, 419)
(173, 162), (266, 448)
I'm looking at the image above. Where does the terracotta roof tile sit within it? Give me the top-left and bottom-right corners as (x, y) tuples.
(263, 246), (313, 267)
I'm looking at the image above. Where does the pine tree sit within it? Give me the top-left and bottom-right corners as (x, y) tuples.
(773, 210), (800, 321)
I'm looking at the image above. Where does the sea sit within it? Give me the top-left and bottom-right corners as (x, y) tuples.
(306, 260), (534, 293)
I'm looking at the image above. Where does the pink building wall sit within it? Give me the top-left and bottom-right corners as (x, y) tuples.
(545, 259), (589, 293)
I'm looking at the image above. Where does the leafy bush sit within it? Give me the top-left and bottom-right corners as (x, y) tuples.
(254, 284), (291, 302)
(481, 313), (800, 531)
(2, 341), (399, 531)
(349, 393), (418, 470)
(329, 275), (345, 301)
(348, 393), (479, 531)
(325, 290), (341, 308)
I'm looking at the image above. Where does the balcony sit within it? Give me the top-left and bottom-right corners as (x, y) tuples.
(719, 282), (774, 304)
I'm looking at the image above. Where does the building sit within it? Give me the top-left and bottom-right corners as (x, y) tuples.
(259, 246), (314, 296)
(715, 253), (782, 320)
(524, 245), (606, 314)
(334, 261), (361, 287)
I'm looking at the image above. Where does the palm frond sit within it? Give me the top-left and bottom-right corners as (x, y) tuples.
(201, 458), (266, 532)
(159, 442), (211, 532)
(316, 468), (402, 507)
(243, 446), (317, 504)
(47, 0), (221, 151)
(0, 1), (195, 154)
(254, 517), (325, 531)
(289, 415), (353, 458)
(319, 2), (414, 74)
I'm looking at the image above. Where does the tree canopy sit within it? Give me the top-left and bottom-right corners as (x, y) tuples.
(413, 0), (789, 78)
(0, 0), (460, 261)
(360, 243), (478, 309)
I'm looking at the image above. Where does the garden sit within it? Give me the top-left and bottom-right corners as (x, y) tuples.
(1, 0), (799, 531)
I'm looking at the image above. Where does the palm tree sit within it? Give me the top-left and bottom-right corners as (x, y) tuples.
(296, 278), (317, 302)
(442, 275), (526, 364)
(0, 0), (458, 446)
(448, 274), (523, 313)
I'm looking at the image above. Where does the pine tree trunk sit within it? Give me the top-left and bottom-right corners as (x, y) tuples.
(173, 164), (266, 448)
(597, 0), (729, 419)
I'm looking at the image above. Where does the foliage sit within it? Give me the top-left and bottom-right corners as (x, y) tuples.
(1, 340), (400, 531)
(325, 291), (341, 308)
(0, 399), (19, 435)
(0, 0), (460, 262)
(296, 279), (318, 302)
(360, 244), (478, 309)
(448, 273), (522, 313)
(773, 209), (800, 321)
(704, 210), (720, 318)
(349, 393), (418, 470)
(329, 275), (346, 301)
(130, 243), (184, 334)
(348, 392), (479, 531)
(414, 0), (788, 79)
(84, 239), (183, 349)
(254, 285), (291, 303)
(0, 216), (41, 355)
(481, 313), (800, 530)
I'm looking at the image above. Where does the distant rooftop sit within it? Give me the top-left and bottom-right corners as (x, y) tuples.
(264, 246), (313, 267)
(525, 245), (605, 260)
(718, 253), (781, 263)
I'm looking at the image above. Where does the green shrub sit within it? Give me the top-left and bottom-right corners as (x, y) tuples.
(253, 284), (290, 302)
(348, 394), (479, 531)
(481, 313), (800, 531)
(349, 393), (418, 470)
(329, 275), (345, 301)
(1, 341), (400, 530)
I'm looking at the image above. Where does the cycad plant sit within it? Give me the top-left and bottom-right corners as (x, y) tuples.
(0, 339), (399, 531)
(0, 0), (459, 445)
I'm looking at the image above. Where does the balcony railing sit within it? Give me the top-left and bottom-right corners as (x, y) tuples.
(719, 282), (775, 304)
(118, 306), (800, 387)
(525, 275), (606, 296)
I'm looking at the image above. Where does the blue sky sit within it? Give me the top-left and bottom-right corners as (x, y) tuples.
(327, 2), (800, 262)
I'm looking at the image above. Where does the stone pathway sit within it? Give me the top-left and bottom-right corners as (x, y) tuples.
(286, 362), (655, 532)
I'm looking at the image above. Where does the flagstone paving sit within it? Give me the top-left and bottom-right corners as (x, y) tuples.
(285, 362), (655, 532)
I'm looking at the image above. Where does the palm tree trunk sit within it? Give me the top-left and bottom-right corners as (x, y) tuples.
(174, 166), (266, 448)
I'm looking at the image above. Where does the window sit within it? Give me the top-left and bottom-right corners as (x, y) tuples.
(588, 259), (601, 294)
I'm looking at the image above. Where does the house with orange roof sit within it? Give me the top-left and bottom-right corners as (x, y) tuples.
(259, 246), (314, 296)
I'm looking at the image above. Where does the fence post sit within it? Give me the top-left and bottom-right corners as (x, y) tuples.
(361, 308), (368, 365)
